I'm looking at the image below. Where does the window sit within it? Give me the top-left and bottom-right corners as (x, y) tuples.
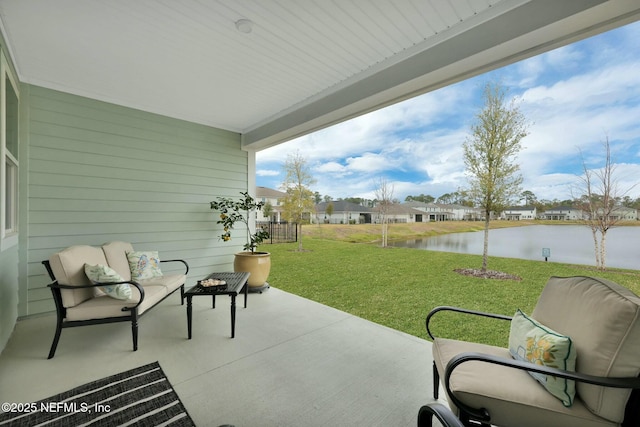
(1, 52), (19, 245)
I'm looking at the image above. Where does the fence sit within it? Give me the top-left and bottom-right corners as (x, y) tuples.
(258, 222), (298, 244)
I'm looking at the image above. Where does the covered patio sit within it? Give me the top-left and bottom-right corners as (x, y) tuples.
(1, 1), (640, 425)
(0, 287), (434, 426)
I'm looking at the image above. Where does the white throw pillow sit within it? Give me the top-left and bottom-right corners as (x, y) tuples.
(84, 264), (132, 300)
(126, 250), (163, 280)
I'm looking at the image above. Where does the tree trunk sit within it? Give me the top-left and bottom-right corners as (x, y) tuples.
(590, 226), (601, 269)
(482, 214), (490, 271)
(599, 231), (607, 270)
(297, 222), (303, 251)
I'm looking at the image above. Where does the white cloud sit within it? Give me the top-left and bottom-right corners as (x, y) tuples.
(256, 169), (279, 177)
(256, 21), (640, 203)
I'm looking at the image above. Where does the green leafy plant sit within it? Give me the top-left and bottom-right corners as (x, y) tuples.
(210, 191), (270, 252)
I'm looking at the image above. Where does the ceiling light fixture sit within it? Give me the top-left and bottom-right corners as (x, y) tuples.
(235, 19), (253, 34)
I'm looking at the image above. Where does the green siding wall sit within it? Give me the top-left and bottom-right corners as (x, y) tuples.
(25, 85), (248, 315)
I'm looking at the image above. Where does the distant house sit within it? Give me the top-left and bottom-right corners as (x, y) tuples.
(315, 201), (374, 224)
(541, 205), (583, 221)
(256, 186), (286, 222)
(588, 206), (638, 221)
(403, 202), (482, 221)
(502, 206), (537, 220)
(608, 206), (638, 221)
(375, 204), (428, 223)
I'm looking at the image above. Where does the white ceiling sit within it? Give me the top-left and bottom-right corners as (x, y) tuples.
(1, 0), (639, 151)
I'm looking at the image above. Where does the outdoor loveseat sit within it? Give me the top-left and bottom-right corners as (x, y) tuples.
(424, 276), (640, 427)
(42, 241), (188, 359)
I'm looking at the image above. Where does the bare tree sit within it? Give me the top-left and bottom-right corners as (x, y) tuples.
(463, 82), (529, 271)
(375, 177), (394, 247)
(574, 137), (635, 270)
(280, 151), (316, 251)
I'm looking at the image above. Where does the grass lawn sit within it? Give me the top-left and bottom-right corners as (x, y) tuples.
(266, 223), (640, 347)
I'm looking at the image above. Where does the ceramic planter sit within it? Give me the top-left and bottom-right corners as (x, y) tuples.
(233, 251), (271, 288)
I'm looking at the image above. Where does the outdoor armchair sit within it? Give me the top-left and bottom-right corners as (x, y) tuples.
(418, 402), (465, 427)
(426, 276), (640, 427)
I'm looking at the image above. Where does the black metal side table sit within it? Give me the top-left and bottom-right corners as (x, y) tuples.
(185, 271), (250, 339)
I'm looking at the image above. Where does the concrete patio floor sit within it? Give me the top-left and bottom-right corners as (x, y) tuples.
(0, 287), (438, 426)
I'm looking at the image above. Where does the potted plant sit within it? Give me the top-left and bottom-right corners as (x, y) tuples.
(210, 191), (271, 289)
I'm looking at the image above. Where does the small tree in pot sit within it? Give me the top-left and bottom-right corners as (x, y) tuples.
(210, 191), (271, 288)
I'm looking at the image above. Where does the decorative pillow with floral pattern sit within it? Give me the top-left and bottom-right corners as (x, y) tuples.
(84, 264), (132, 300)
(508, 309), (577, 406)
(126, 250), (163, 280)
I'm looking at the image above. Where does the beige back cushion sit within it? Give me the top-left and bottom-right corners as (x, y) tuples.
(532, 276), (640, 423)
(49, 245), (109, 308)
(102, 241), (134, 281)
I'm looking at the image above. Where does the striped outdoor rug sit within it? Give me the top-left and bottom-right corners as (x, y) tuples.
(0, 361), (194, 426)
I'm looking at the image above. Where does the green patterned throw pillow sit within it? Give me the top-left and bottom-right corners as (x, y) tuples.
(84, 264), (132, 300)
(508, 309), (577, 406)
(126, 250), (163, 280)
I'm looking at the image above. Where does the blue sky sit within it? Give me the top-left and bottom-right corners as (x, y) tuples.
(256, 21), (640, 203)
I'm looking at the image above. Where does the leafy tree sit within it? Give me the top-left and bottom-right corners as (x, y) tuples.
(323, 195), (332, 203)
(405, 194), (435, 203)
(463, 82), (529, 271)
(520, 190), (537, 206)
(280, 151), (316, 251)
(325, 202), (334, 222)
(262, 201), (274, 221)
(437, 193), (453, 204)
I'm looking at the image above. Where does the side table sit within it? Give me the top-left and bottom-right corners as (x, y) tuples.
(185, 271), (250, 339)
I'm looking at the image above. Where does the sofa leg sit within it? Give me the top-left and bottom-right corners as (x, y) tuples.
(48, 323), (63, 359)
(433, 361), (440, 399)
(131, 315), (139, 351)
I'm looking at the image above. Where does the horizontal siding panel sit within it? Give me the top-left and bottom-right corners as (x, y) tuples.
(28, 185), (242, 203)
(29, 198), (212, 213)
(30, 220), (219, 236)
(30, 138), (247, 175)
(26, 85), (248, 316)
(25, 299), (55, 316)
(28, 85), (237, 141)
(29, 210), (216, 224)
(29, 171), (245, 197)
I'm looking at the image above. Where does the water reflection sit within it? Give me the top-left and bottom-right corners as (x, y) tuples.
(390, 225), (640, 270)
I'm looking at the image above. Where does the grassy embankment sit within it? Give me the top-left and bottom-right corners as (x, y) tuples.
(267, 221), (640, 346)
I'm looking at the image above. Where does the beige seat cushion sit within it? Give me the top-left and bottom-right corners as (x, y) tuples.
(139, 274), (185, 294)
(101, 241), (134, 281)
(65, 285), (168, 321)
(49, 245), (109, 308)
(433, 338), (616, 427)
(532, 276), (640, 422)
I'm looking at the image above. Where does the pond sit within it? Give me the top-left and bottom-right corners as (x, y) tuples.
(390, 224), (640, 270)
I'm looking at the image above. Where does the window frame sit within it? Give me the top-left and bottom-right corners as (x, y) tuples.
(1, 51), (19, 249)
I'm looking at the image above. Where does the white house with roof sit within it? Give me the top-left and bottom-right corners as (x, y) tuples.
(256, 186), (287, 222)
(608, 206), (638, 221)
(315, 201), (374, 224)
(375, 204), (428, 223)
(403, 202), (482, 221)
(542, 206), (584, 220)
(502, 206), (537, 220)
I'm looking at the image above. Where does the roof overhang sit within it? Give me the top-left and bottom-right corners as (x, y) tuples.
(1, 1), (638, 151)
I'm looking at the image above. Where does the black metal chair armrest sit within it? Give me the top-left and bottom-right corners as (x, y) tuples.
(47, 280), (145, 311)
(426, 306), (512, 339)
(160, 258), (189, 275)
(418, 402), (465, 427)
(443, 351), (640, 422)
